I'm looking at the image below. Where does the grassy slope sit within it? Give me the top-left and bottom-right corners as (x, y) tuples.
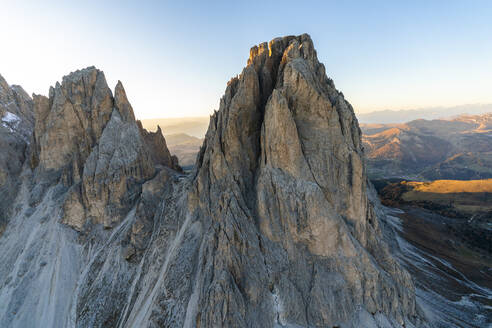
(399, 179), (492, 214)
(405, 178), (492, 193)
(378, 178), (492, 255)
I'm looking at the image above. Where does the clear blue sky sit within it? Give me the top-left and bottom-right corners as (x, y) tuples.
(1, 0), (491, 118)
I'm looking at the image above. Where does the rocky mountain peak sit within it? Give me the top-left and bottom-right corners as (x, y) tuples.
(184, 34), (421, 327)
(0, 74), (34, 137)
(31, 66), (114, 171)
(26, 67), (181, 229)
(0, 74), (13, 103)
(115, 80), (136, 122)
(196, 33), (361, 221)
(0, 37), (429, 328)
(137, 121), (181, 170)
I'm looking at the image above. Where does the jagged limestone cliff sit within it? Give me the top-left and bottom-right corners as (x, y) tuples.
(178, 34), (423, 327)
(0, 74), (34, 236)
(0, 36), (428, 328)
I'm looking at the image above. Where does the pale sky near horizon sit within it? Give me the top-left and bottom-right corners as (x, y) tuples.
(1, 0), (491, 119)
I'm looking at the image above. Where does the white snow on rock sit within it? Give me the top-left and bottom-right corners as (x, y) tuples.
(2, 111), (20, 124)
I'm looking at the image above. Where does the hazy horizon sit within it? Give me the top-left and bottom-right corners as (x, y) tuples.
(140, 104), (492, 138)
(139, 103), (492, 120)
(2, 1), (492, 119)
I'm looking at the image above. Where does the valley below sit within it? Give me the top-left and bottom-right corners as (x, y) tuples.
(375, 178), (492, 327)
(383, 206), (491, 327)
(361, 113), (492, 180)
(356, 113), (492, 326)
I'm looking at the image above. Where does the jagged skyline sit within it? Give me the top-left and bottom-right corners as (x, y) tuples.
(1, 30), (490, 327)
(1, 1), (491, 118)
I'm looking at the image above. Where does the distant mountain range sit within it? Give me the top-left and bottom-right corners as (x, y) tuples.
(357, 104), (492, 124)
(140, 116), (209, 138)
(141, 104), (492, 138)
(142, 111), (492, 181)
(362, 112), (492, 180)
(138, 120), (206, 167)
(163, 133), (203, 167)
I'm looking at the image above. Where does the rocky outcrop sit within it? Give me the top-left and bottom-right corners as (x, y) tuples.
(29, 67), (178, 230)
(0, 36), (430, 328)
(63, 107), (156, 229)
(0, 74), (34, 137)
(0, 74), (34, 235)
(175, 34), (423, 328)
(30, 67), (113, 171)
(0, 67), (184, 328)
(137, 122), (181, 170)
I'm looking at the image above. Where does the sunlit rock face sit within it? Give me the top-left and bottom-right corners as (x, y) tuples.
(29, 67), (162, 230)
(183, 34), (425, 328)
(30, 67), (113, 171)
(0, 36), (429, 328)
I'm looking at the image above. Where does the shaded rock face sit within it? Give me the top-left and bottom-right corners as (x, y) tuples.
(0, 74), (34, 137)
(0, 74), (34, 235)
(137, 121), (181, 171)
(0, 36), (428, 328)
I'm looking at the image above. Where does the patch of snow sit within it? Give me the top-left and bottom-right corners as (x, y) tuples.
(1, 110), (31, 143)
(1, 111), (21, 135)
(2, 111), (20, 124)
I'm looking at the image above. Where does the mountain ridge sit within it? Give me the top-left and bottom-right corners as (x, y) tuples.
(0, 35), (457, 327)
(361, 112), (492, 179)
(357, 104), (492, 124)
